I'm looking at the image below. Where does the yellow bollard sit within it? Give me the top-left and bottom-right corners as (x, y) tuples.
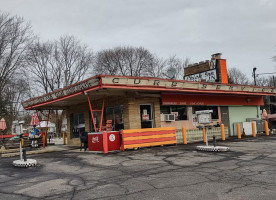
(21, 138), (24, 147)
(182, 127), (187, 144)
(43, 134), (46, 148)
(237, 123), (241, 139)
(265, 121), (269, 136)
(221, 124), (225, 141)
(252, 122), (256, 138)
(203, 128), (206, 143)
(63, 132), (66, 145)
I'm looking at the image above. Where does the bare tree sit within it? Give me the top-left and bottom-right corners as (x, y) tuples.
(145, 56), (167, 78)
(163, 56), (190, 79)
(256, 75), (275, 87)
(0, 12), (33, 132)
(95, 47), (190, 79)
(94, 49), (120, 75)
(26, 35), (94, 136)
(26, 36), (94, 93)
(228, 68), (249, 85)
(94, 46), (154, 77)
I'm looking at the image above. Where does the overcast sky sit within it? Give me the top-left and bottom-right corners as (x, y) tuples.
(1, 0), (276, 81)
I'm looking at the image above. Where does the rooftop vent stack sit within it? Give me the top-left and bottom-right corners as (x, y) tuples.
(211, 53), (222, 60)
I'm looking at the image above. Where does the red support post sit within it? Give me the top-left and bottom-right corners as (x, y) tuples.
(35, 110), (42, 133)
(44, 110), (50, 147)
(42, 132), (45, 148)
(100, 96), (105, 132)
(35, 110), (45, 148)
(45, 110), (50, 130)
(87, 95), (97, 132)
(103, 131), (108, 154)
(121, 130), (125, 151)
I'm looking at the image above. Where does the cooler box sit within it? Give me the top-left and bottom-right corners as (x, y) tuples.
(88, 131), (120, 151)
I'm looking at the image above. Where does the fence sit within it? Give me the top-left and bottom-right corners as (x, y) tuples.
(1, 137), (43, 150)
(176, 127), (229, 144)
(121, 127), (176, 150)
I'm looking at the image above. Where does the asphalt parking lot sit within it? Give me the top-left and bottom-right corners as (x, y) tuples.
(1, 135), (276, 200)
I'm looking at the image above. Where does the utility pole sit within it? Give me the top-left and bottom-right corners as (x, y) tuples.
(253, 67), (257, 86)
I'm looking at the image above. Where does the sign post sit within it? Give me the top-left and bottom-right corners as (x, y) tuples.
(196, 110), (213, 146)
(195, 110), (229, 152)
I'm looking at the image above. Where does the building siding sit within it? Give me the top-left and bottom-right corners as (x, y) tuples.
(228, 106), (260, 136)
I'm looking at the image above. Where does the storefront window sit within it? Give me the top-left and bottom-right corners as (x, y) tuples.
(71, 113), (85, 138)
(160, 106), (170, 114)
(160, 106), (187, 120)
(105, 105), (124, 131)
(193, 106), (218, 119)
(89, 111), (98, 132)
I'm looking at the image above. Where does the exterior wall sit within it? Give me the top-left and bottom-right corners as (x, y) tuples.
(123, 96), (161, 129)
(66, 94), (161, 145)
(160, 106), (194, 129)
(161, 106), (221, 130)
(66, 103), (91, 146)
(123, 98), (139, 129)
(228, 106), (260, 136)
(65, 92), (261, 145)
(66, 96), (129, 146)
(161, 120), (194, 130)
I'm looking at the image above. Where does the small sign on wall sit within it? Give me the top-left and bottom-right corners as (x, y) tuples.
(142, 115), (149, 121)
(142, 109), (149, 121)
(192, 114), (198, 127)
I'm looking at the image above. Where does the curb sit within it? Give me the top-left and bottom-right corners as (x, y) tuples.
(0, 148), (20, 154)
(1, 149), (55, 158)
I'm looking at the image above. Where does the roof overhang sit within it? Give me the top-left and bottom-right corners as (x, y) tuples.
(22, 75), (276, 110)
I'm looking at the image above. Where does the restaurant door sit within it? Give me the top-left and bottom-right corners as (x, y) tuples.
(221, 106), (230, 134)
(140, 104), (154, 128)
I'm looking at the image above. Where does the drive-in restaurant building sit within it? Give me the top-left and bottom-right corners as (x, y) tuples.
(22, 54), (276, 146)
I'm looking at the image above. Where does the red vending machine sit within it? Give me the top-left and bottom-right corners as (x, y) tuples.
(88, 131), (120, 152)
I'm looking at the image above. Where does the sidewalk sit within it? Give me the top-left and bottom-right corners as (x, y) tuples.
(1, 144), (78, 158)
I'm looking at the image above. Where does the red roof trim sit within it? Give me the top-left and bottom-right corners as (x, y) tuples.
(25, 86), (101, 110)
(102, 84), (273, 96)
(22, 75), (102, 104)
(22, 74), (275, 109)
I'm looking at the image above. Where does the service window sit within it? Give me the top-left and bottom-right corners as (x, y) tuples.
(171, 106), (187, 120)
(71, 113), (85, 138)
(105, 105), (124, 131)
(193, 106), (219, 119)
(89, 111), (99, 132)
(160, 105), (188, 120)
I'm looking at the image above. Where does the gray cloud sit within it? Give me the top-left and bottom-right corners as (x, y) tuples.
(1, 0), (276, 80)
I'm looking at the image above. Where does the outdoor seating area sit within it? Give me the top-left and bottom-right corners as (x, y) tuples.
(0, 136), (43, 150)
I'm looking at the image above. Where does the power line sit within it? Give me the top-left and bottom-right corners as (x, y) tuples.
(256, 72), (276, 76)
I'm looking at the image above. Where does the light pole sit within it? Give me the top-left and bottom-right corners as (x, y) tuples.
(253, 67), (257, 86)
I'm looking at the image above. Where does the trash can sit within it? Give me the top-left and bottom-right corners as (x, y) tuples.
(88, 131), (120, 152)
